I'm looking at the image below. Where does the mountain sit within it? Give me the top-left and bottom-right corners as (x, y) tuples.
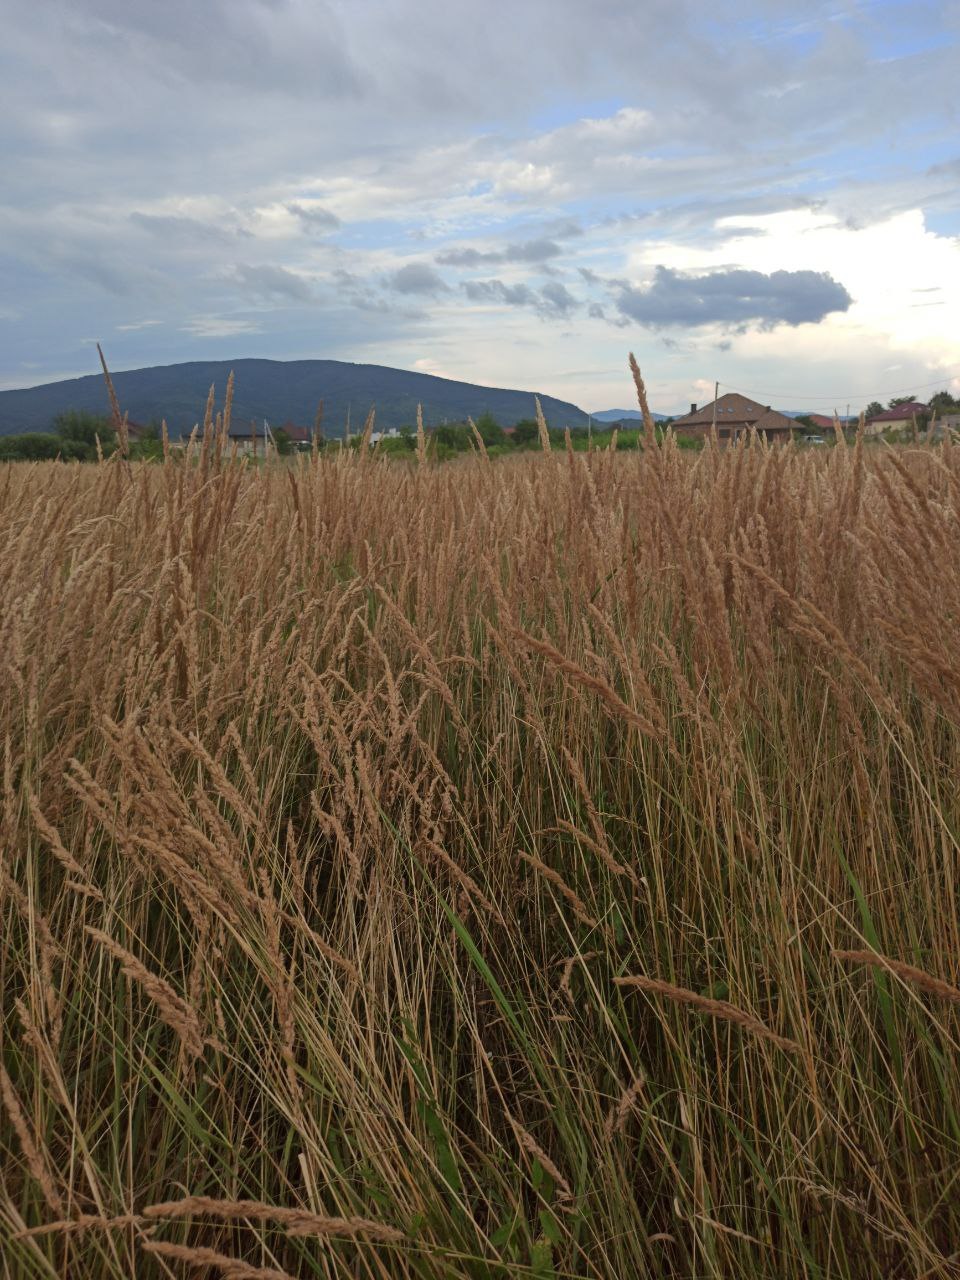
(589, 408), (668, 422)
(0, 358), (591, 436)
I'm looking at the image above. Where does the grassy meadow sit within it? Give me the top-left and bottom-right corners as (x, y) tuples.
(2, 409), (960, 1278)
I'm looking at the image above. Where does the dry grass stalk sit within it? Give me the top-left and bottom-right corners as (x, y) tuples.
(605, 1071), (647, 1140)
(469, 416), (490, 461)
(223, 369), (235, 441)
(507, 1115), (574, 1204)
(96, 342), (128, 457)
(359, 405), (375, 453)
(615, 975), (803, 1055)
(141, 1241), (297, 1279)
(534, 395), (550, 452)
(833, 950), (960, 1006)
(0, 1062), (64, 1215)
(27, 791), (96, 890)
(15, 1214), (145, 1239)
(512, 627), (661, 738)
(85, 926), (204, 1059)
(628, 352), (657, 447)
(143, 1197), (404, 1242)
(559, 950), (597, 1001)
(312, 399), (324, 462)
(422, 836), (501, 920)
(416, 401), (426, 466)
(518, 852), (597, 929)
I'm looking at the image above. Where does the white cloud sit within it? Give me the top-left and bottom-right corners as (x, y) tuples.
(625, 208), (960, 369)
(181, 316), (263, 339)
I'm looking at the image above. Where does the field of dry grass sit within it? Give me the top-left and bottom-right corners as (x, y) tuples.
(2, 417), (960, 1278)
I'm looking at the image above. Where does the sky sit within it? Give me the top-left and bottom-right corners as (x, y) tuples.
(2, 0), (959, 414)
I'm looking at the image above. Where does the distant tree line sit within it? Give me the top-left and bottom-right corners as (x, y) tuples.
(0, 411), (169, 462)
(0, 407), (738, 464)
(337, 411), (698, 461)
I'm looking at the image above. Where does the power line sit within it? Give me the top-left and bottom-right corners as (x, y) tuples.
(717, 367), (960, 406)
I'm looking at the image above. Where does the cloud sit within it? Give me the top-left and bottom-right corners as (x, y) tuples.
(286, 202), (341, 233)
(230, 263), (315, 302)
(387, 262), (450, 295)
(615, 266), (852, 330)
(437, 237), (563, 266)
(539, 281), (578, 317)
(461, 278), (578, 318)
(181, 315), (262, 338)
(129, 212), (231, 243)
(462, 279), (536, 306)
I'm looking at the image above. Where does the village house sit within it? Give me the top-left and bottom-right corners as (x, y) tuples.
(276, 422), (312, 449)
(227, 420), (312, 454)
(865, 400), (928, 436)
(937, 413), (960, 435)
(671, 393), (796, 442)
(803, 413), (842, 433)
(369, 427), (401, 445)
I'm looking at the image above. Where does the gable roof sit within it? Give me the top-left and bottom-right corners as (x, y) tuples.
(867, 401), (928, 422)
(226, 422), (310, 442)
(278, 423), (310, 443)
(672, 392), (794, 432)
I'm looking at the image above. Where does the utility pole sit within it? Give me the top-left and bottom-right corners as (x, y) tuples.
(711, 380), (719, 441)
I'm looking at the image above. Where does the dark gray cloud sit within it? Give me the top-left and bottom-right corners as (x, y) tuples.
(286, 203), (341, 233)
(462, 279), (536, 306)
(461, 278), (578, 318)
(130, 213), (235, 244)
(230, 263), (315, 302)
(539, 281), (578, 317)
(387, 263), (450, 296)
(437, 237), (562, 266)
(615, 266), (852, 330)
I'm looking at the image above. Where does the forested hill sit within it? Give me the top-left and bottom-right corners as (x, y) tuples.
(0, 358), (591, 435)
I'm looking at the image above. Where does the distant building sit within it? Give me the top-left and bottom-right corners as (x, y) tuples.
(228, 423), (275, 455)
(226, 420), (312, 453)
(276, 422), (311, 448)
(804, 414), (840, 433)
(671, 393), (795, 442)
(865, 401), (928, 436)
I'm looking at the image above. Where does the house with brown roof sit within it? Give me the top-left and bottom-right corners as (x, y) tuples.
(671, 393), (796, 442)
(865, 401), (928, 436)
(276, 422), (312, 448)
(227, 420), (313, 453)
(804, 414), (840, 433)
